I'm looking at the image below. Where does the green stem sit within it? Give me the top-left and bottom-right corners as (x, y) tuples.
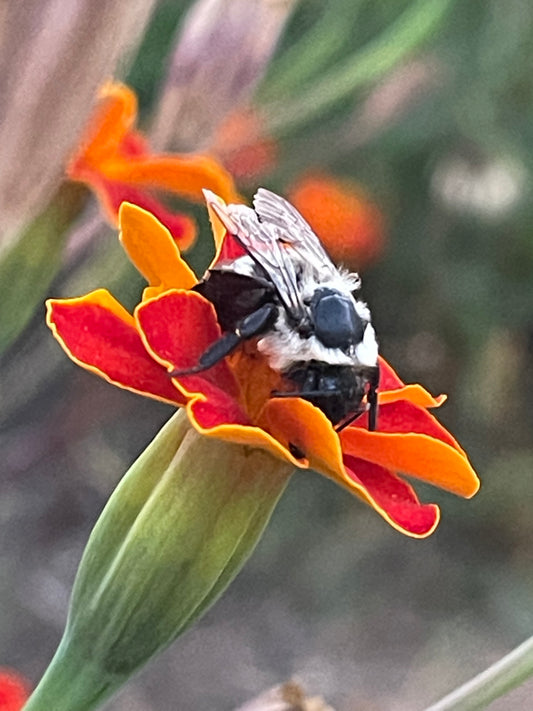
(22, 411), (292, 711)
(423, 636), (533, 711)
(261, 0), (456, 136)
(22, 640), (118, 711)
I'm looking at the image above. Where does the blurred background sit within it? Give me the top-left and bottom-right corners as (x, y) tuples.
(2, 0), (533, 709)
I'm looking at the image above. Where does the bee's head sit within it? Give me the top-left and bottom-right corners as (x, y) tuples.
(310, 287), (365, 351)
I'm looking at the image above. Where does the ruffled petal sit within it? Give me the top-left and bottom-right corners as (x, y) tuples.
(260, 397), (345, 476)
(134, 290), (241, 399)
(342, 456), (440, 538)
(46, 290), (184, 405)
(67, 81), (238, 251)
(340, 424), (479, 497)
(379, 384), (446, 408)
(205, 190), (228, 252)
(377, 357), (445, 408)
(118, 203), (197, 293)
(372, 399), (464, 451)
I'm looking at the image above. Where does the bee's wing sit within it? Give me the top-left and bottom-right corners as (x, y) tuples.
(204, 191), (305, 321)
(253, 188), (338, 276)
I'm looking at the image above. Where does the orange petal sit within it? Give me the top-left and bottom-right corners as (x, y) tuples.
(260, 397), (345, 477)
(205, 191), (229, 253)
(46, 290), (184, 405)
(377, 358), (446, 407)
(379, 384), (446, 408)
(101, 154), (240, 204)
(260, 397), (441, 537)
(340, 427), (479, 497)
(68, 82), (137, 172)
(356, 397), (464, 453)
(118, 203), (197, 292)
(183, 410), (305, 469)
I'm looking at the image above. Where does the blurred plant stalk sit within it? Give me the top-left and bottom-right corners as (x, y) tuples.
(22, 410), (291, 711)
(256, 0), (457, 136)
(0, 0), (157, 257)
(150, 0), (298, 153)
(423, 636), (533, 711)
(0, 183), (87, 355)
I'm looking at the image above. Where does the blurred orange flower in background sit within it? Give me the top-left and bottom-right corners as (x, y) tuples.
(210, 108), (278, 183)
(0, 669), (29, 711)
(67, 82), (239, 250)
(287, 172), (386, 268)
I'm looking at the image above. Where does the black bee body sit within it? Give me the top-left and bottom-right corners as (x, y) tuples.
(175, 188), (380, 432)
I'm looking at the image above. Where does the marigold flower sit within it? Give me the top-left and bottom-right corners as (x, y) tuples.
(46, 196), (479, 538)
(287, 172), (386, 268)
(0, 669), (29, 711)
(67, 82), (239, 250)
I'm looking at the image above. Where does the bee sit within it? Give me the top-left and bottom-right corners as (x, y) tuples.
(171, 188), (380, 435)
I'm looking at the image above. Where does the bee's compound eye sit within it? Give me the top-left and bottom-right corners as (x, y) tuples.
(312, 288), (365, 349)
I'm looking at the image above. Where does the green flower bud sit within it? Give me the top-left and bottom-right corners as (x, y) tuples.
(23, 410), (292, 711)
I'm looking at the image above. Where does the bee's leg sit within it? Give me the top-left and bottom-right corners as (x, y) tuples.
(334, 410), (365, 432)
(169, 303), (277, 377)
(288, 443), (305, 460)
(367, 365), (380, 431)
(367, 386), (378, 431)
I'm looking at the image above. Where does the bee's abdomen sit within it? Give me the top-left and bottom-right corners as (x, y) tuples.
(194, 270), (275, 332)
(285, 363), (365, 425)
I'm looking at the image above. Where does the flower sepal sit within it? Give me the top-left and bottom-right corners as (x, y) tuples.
(23, 410), (292, 711)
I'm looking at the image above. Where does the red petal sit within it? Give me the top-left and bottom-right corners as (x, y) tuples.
(212, 230), (248, 265)
(343, 456), (440, 537)
(188, 394), (250, 429)
(89, 175), (197, 249)
(135, 290), (241, 400)
(120, 129), (149, 157)
(377, 399), (463, 451)
(46, 291), (184, 405)
(378, 357), (405, 390)
(0, 669), (30, 711)
(118, 202), (197, 293)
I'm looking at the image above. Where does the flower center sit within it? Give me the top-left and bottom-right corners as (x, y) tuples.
(227, 341), (284, 423)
